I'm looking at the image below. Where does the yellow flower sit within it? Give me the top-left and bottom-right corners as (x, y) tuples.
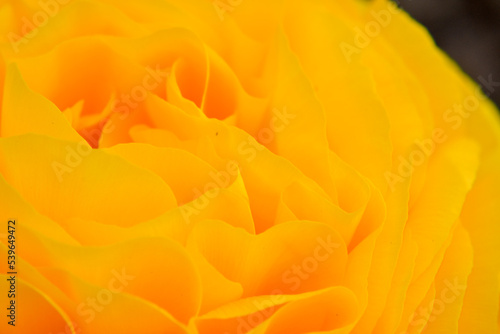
(1, 0), (500, 333)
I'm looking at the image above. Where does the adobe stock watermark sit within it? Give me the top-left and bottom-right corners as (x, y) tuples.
(398, 277), (466, 333)
(224, 235), (341, 334)
(339, 0), (409, 63)
(51, 65), (169, 182)
(76, 268), (135, 324)
(47, 268), (135, 334)
(48, 321), (81, 334)
(385, 74), (500, 191)
(213, 0), (243, 21)
(7, 0), (72, 54)
(180, 106), (296, 223)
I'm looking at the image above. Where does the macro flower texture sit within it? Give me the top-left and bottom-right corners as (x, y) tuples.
(0, 0), (500, 333)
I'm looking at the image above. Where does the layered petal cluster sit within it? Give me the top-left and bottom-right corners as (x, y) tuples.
(0, 0), (500, 333)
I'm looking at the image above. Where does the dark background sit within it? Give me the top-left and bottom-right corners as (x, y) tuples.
(396, 0), (500, 108)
